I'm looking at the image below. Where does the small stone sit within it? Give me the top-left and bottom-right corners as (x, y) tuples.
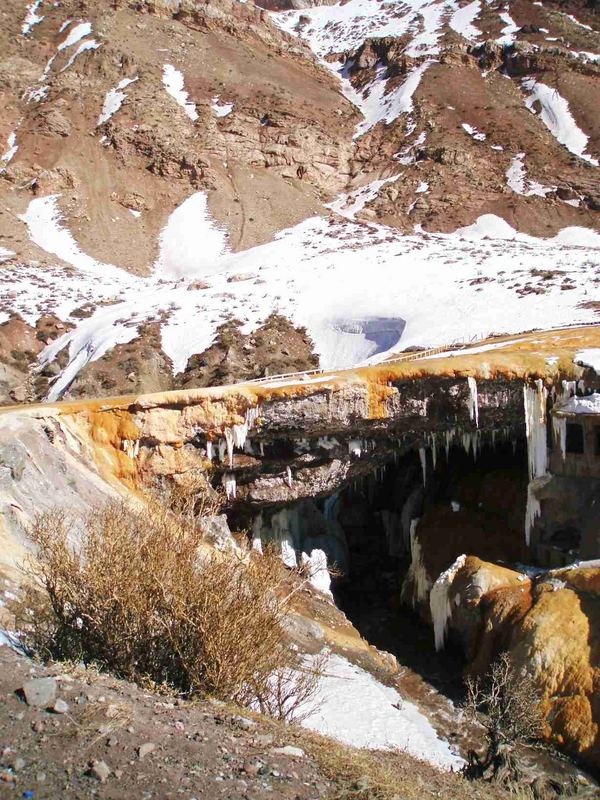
(242, 760), (262, 776)
(114, 769), (123, 779)
(137, 742), (156, 760)
(12, 757), (26, 772)
(51, 698), (69, 714)
(89, 759), (111, 783)
(271, 746), (305, 759)
(253, 734), (274, 746)
(31, 720), (45, 733)
(36, 772), (46, 783)
(231, 715), (256, 731)
(21, 677), (57, 708)
(106, 736), (118, 747)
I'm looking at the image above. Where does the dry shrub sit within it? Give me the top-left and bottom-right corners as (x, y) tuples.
(462, 653), (543, 782)
(19, 498), (323, 719)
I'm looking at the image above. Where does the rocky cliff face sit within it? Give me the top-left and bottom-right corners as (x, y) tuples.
(434, 556), (600, 773)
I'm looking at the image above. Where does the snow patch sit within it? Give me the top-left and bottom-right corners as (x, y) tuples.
(327, 174), (400, 220)
(162, 64), (198, 121)
(0, 131), (18, 169)
(522, 78), (599, 166)
(22, 0), (44, 35)
(462, 122), (486, 141)
(449, 0), (481, 41)
(60, 39), (101, 73)
(496, 8), (520, 45)
(58, 21), (92, 50)
(348, 60), (435, 139)
(574, 349), (600, 374)
(18, 195), (123, 280)
(154, 191), (229, 281)
(506, 153), (553, 197)
(301, 653), (464, 770)
(97, 77), (138, 126)
(211, 96), (234, 117)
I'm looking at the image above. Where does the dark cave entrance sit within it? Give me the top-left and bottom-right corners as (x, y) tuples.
(312, 435), (531, 697)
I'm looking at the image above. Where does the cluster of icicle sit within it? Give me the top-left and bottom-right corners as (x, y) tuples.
(121, 438), (140, 459)
(429, 554), (467, 652)
(523, 379), (549, 547)
(252, 508), (333, 596)
(551, 380), (582, 462)
(203, 406), (258, 500)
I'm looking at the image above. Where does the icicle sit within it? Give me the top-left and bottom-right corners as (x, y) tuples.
(552, 414), (566, 460)
(419, 447), (427, 486)
(445, 429), (453, 460)
(285, 466), (293, 488)
(462, 431), (471, 456)
(523, 380), (548, 480)
(523, 380), (549, 545)
(218, 438), (227, 463)
(348, 438), (362, 457)
(224, 428), (234, 467)
(222, 472), (236, 500)
(512, 438), (517, 455)
(561, 380), (576, 401)
(133, 439), (140, 458)
(281, 538), (297, 568)
(252, 513), (263, 553)
(407, 520), (430, 607)
(577, 380), (585, 395)
(491, 430), (496, 449)
(430, 555), (467, 651)
(259, 441), (265, 456)
(243, 438), (254, 454)
(430, 433), (437, 470)
(206, 440), (213, 460)
(467, 377), (479, 427)
(525, 482), (541, 546)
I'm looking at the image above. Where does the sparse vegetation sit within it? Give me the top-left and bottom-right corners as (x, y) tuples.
(18, 495), (323, 720)
(462, 653), (543, 783)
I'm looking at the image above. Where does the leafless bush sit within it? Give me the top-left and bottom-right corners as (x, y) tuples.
(18, 498), (323, 719)
(462, 652), (543, 782)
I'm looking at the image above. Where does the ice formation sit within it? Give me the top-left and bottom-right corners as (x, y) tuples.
(524, 481), (541, 547)
(430, 554), (467, 651)
(523, 380), (549, 544)
(407, 521), (430, 606)
(222, 472), (236, 500)
(121, 438), (140, 459)
(467, 376), (479, 427)
(419, 446), (427, 486)
(301, 549), (332, 596)
(524, 380), (548, 481)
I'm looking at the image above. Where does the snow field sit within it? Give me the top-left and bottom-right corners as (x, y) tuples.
(16, 192), (600, 399)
